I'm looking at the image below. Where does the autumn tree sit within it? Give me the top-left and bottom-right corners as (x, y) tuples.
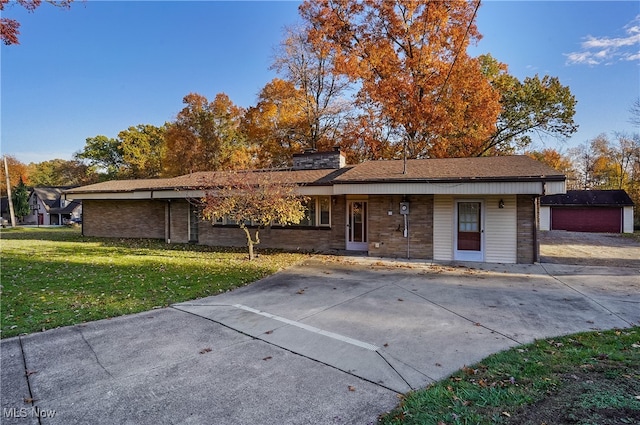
(272, 25), (350, 153)
(300, 0), (501, 160)
(118, 124), (166, 178)
(163, 93), (250, 176)
(525, 148), (577, 187)
(243, 79), (309, 168)
(480, 54), (578, 155)
(200, 171), (308, 260)
(1, 0), (74, 45)
(0, 155), (29, 196)
(339, 104), (399, 162)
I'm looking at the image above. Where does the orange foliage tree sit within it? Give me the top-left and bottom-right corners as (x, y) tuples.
(163, 93), (250, 176)
(272, 25), (350, 154)
(0, 155), (29, 195)
(200, 171), (308, 260)
(300, 0), (501, 159)
(243, 79), (309, 168)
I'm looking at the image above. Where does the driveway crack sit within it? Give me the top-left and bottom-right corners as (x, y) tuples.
(75, 327), (113, 378)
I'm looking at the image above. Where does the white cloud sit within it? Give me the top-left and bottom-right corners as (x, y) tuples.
(565, 15), (640, 65)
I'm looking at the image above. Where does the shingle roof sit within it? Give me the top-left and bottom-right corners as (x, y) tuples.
(65, 156), (565, 196)
(64, 168), (351, 194)
(541, 190), (634, 206)
(334, 156), (565, 183)
(33, 187), (79, 211)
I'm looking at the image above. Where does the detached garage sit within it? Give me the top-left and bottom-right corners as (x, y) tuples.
(540, 190), (634, 233)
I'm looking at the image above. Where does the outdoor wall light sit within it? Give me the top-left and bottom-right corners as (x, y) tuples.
(498, 199), (505, 209)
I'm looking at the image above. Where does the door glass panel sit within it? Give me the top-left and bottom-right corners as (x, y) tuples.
(458, 202), (480, 251)
(349, 201), (367, 243)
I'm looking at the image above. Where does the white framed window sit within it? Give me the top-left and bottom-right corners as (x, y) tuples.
(215, 196), (331, 228)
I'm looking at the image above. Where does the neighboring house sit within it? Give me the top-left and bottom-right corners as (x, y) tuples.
(1, 197), (9, 220)
(1, 197), (10, 226)
(65, 150), (566, 264)
(26, 187), (82, 226)
(540, 190), (634, 234)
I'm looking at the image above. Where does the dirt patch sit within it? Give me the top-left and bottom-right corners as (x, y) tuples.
(506, 363), (640, 425)
(540, 231), (640, 268)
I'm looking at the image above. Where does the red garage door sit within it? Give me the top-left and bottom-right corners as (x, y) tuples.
(551, 207), (622, 233)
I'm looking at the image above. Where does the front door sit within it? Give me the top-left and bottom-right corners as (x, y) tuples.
(346, 201), (368, 251)
(455, 201), (484, 261)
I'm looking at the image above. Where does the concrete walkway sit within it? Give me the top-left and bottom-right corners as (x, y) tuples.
(2, 258), (638, 424)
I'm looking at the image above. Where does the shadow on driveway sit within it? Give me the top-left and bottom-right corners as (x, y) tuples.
(2, 256), (638, 425)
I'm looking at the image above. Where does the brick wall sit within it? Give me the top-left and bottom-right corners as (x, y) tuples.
(329, 196), (346, 250)
(368, 195), (433, 259)
(83, 200), (166, 239)
(517, 195), (538, 263)
(292, 150), (345, 170)
(196, 223), (334, 252)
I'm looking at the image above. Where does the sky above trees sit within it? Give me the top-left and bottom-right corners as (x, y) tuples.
(1, 1), (638, 164)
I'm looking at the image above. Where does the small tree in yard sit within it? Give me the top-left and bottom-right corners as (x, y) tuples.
(12, 177), (31, 222)
(200, 171), (308, 260)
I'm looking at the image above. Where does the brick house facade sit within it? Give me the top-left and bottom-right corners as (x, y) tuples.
(67, 151), (565, 264)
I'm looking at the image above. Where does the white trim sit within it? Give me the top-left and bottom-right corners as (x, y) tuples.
(333, 181), (556, 195)
(346, 200), (369, 251)
(623, 206), (634, 233)
(454, 200), (485, 262)
(539, 205), (551, 231)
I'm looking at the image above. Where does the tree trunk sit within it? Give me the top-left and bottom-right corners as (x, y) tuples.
(241, 226), (260, 260)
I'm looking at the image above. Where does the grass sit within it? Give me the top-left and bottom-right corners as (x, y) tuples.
(379, 327), (640, 425)
(0, 226), (307, 338)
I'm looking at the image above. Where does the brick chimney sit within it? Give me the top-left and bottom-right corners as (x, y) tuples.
(292, 147), (346, 170)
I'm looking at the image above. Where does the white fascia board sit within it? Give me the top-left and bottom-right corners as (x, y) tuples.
(332, 181), (552, 195)
(543, 180), (566, 195)
(296, 186), (333, 196)
(152, 190), (206, 199)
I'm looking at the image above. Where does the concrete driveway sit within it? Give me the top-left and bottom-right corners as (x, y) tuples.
(2, 257), (639, 425)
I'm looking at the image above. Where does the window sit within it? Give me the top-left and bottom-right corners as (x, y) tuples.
(319, 197), (331, 226)
(212, 196), (331, 228)
(299, 196), (330, 227)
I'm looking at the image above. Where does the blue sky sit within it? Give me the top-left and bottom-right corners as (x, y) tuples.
(1, 1), (639, 164)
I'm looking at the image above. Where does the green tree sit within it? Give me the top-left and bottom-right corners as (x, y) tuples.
(118, 124), (166, 178)
(480, 54), (578, 155)
(74, 135), (123, 179)
(200, 171), (308, 260)
(28, 159), (98, 186)
(12, 177), (30, 221)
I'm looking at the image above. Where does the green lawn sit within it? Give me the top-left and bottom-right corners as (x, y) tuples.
(0, 227), (307, 338)
(380, 327), (640, 425)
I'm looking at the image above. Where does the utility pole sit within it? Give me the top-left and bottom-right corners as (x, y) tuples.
(3, 156), (16, 227)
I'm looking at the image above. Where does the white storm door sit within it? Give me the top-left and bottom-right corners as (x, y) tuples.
(346, 201), (368, 251)
(454, 201), (484, 262)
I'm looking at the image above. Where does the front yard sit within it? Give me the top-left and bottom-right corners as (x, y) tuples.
(0, 227), (307, 338)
